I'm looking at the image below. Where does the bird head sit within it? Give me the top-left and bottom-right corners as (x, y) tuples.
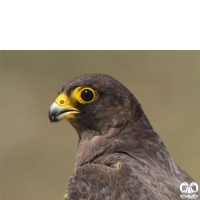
(49, 74), (146, 138)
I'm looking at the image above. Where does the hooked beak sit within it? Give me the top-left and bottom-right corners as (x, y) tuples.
(49, 93), (80, 122)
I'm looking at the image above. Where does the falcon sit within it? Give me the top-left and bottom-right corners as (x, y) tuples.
(49, 73), (198, 200)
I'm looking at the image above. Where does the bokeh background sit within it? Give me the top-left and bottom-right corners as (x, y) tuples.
(1, 51), (200, 200)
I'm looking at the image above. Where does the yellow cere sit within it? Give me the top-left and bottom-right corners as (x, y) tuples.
(72, 86), (97, 104)
(55, 93), (70, 107)
(54, 93), (80, 119)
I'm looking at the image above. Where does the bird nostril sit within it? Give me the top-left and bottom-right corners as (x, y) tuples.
(60, 100), (64, 104)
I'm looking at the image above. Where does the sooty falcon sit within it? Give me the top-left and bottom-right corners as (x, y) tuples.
(49, 73), (198, 200)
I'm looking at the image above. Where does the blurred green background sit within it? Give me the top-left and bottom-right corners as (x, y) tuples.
(1, 51), (200, 200)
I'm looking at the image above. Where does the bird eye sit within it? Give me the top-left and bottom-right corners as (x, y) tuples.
(73, 86), (97, 104)
(81, 89), (94, 101)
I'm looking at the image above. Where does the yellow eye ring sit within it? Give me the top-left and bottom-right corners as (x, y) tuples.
(73, 86), (97, 104)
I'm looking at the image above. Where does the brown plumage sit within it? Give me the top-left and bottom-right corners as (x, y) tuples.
(49, 73), (198, 200)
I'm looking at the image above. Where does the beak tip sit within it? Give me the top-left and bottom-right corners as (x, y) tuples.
(49, 101), (69, 123)
(48, 110), (53, 123)
(48, 110), (58, 123)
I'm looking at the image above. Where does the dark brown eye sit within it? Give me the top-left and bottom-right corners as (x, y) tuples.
(81, 89), (94, 101)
